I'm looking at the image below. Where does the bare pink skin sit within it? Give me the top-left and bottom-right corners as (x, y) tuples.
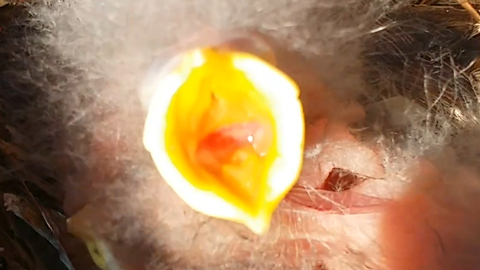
(57, 33), (480, 269)
(27, 1), (480, 269)
(60, 71), (480, 270)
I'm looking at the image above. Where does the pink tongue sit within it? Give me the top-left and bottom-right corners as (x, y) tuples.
(196, 122), (272, 165)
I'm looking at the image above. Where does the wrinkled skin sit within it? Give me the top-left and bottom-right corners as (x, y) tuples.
(1, 1), (480, 270)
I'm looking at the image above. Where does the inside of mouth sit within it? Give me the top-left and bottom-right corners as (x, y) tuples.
(164, 49), (279, 212)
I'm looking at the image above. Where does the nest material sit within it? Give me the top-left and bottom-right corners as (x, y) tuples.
(0, 1), (478, 270)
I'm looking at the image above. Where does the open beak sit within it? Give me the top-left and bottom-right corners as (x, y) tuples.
(66, 205), (123, 270)
(143, 47), (305, 235)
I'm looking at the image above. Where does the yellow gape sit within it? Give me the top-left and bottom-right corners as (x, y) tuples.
(143, 48), (304, 235)
(66, 206), (124, 270)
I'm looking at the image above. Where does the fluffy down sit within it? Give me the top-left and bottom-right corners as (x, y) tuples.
(0, 0), (480, 269)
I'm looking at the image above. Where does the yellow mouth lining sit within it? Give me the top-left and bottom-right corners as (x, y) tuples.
(143, 48), (304, 234)
(165, 49), (279, 216)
